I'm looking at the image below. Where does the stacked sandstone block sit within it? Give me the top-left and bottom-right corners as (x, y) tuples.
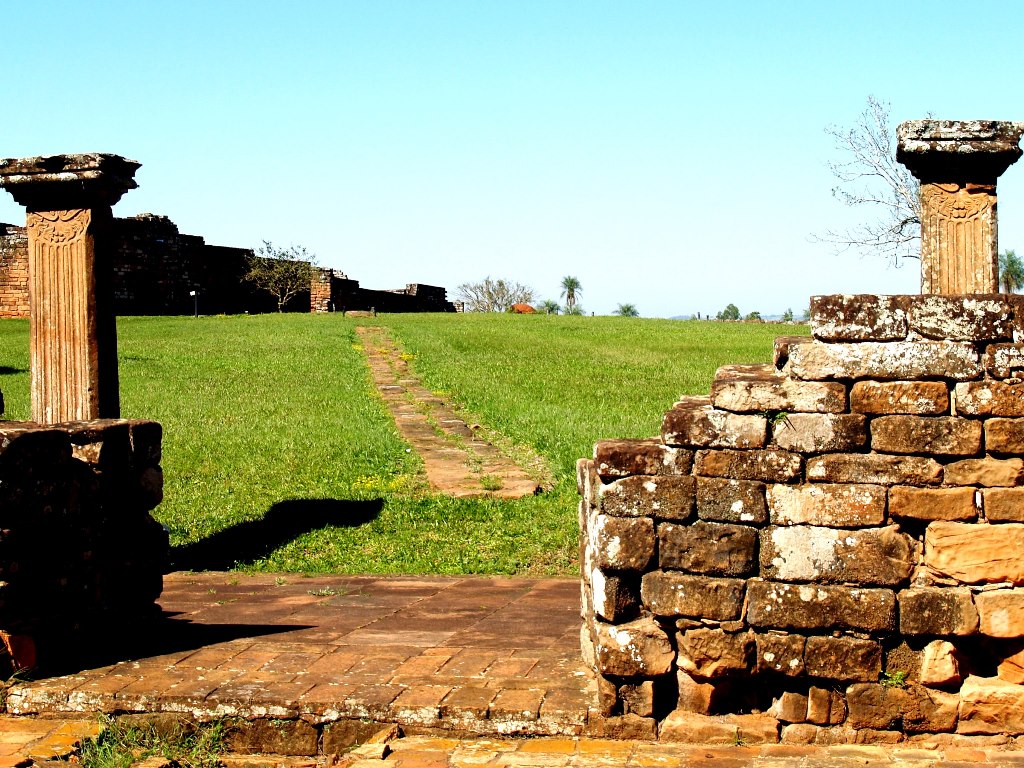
(579, 294), (1024, 743)
(0, 417), (168, 672)
(0, 225), (28, 319)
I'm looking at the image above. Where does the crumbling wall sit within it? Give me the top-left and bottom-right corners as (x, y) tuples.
(0, 418), (167, 673)
(311, 269), (456, 314)
(579, 294), (1024, 744)
(0, 223), (28, 319)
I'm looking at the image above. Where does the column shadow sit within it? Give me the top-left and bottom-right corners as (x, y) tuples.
(170, 497), (383, 571)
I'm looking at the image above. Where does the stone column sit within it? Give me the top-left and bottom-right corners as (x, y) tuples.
(897, 120), (1024, 294)
(0, 154), (140, 423)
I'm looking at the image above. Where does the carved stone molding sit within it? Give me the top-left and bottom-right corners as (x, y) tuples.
(26, 209), (90, 245)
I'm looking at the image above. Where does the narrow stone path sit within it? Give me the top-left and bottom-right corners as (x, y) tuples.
(356, 326), (542, 498)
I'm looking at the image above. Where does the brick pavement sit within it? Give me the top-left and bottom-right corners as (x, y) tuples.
(7, 573), (590, 737)
(343, 732), (1024, 767)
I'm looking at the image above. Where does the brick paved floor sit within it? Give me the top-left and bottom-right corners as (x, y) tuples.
(8, 573), (591, 736)
(346, 734), (1024, 767)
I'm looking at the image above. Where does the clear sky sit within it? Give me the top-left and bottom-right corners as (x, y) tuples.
(2, 1), (1022, 318)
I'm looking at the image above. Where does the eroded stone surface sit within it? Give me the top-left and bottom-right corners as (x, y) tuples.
(711, 364), (846, 413)
(920, 640), (962, 688)
(846, 683), (957, 733)
(809, 295), (909, 342)
(804, 636), (883, 682)
(909, 296), (1014, 341)
(591, 515), (655, 571)
(984, 487), (1024, 522)
(925, 521), (1024, 585)
(871, 415), (982, 457)
(640, 571), (746, 621)
(806, 453), (943, 486)
(695, 477), (767, 524)
(958, 674), (1024, 735)
(767, 483), (886, 528)
(888, 486), (978, 522)
(760, 525), (915, 586)
(956, 380), (1024, 417)
(694, 449), (802, 482)
(593, 438), (693, 480)
(985, 418), (1024, 454)
(898, 587), (979, 636)
(944, 457), (1024, 487)
(851, 381), (950, 415)
(977, 590), (1024, 638)
(593, 616), (674, 677)
(787, 340), (981, 382)
(745, 580), (896, 633)
(662, 404), (767, 449)
(658, 521), (757, 576)
(984, 343), (1024, 379)
(675, 628), (753, 678)
(754, 632), (805, 676)
(771, 413), (867, 453)
(599, 475), (695, 520)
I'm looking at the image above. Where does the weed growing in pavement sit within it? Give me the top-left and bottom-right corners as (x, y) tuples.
(78, 717), (224, 768)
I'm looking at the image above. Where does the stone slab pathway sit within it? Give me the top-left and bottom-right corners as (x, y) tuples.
(0, 717), (100, 767)
(356, 326), (541, 498)
(7, 573), (589, 737)
(343, 733), (1024, 767)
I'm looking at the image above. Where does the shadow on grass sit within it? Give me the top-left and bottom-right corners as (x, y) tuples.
(170, 497), (384, 571)
(0, 365), (26, 375)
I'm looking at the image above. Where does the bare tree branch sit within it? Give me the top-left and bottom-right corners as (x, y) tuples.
(814, 96), (922, 266)
(456, 277), (535, 312)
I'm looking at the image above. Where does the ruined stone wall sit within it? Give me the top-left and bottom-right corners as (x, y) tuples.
(0, 223), (28, 319)
(579, 294), (1024, 744)
(312, 271), (456, 314)
(0, 418), (167, 673)
(1, 218), (455, 317)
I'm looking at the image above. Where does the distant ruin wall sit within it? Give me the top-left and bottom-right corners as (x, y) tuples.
(580, 294), (1024, 743)
(312, 268), (456, 314)
(0, 216), (454, 317)
(0, 418), (167, 673)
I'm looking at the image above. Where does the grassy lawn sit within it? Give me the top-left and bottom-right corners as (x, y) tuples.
(0, 314), (804, 575)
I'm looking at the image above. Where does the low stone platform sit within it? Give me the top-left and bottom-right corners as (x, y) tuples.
(6, 573), (591, 741)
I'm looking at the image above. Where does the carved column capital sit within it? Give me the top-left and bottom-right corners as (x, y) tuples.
(898, 121), (1024, 294)
(897, 120), (1024, 185)
(0, 153), (140, 210)
(0, 153), (138, 423)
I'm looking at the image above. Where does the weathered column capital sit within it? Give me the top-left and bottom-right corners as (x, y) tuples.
(897, 121), (1024, 294)
(0, 153), (140, 210)
(897, 120), (1024, 184)
(0, 153), (139, 423)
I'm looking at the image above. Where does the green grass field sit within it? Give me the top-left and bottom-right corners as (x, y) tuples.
(0, 314), (805, 575)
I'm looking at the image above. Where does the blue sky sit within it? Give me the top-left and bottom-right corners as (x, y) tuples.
(2, 1), (1023, 317)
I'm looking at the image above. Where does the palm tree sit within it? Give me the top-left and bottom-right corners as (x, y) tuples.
(538, 299), (560, 315)
(613, 303), (639, 317)
(1000, 250), (1024, 294)
(560, 276), (582, 313)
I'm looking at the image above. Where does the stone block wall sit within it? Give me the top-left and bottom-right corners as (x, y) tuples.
(0, 223), (28, 319)
(0, 418), (168, 673)
(579, 294), (1024, 743)
(312, 268), (457, 314)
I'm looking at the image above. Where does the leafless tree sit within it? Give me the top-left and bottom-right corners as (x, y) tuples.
(815, 96), (922, 266)
(456, 277), (535, 312)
